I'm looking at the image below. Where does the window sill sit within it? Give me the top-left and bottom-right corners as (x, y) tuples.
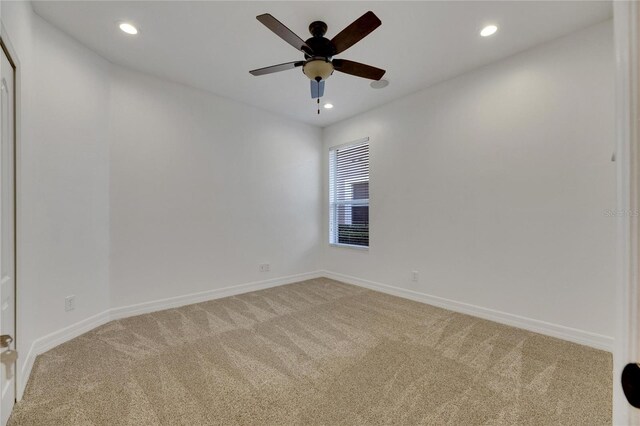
(329, 243), (369, 251)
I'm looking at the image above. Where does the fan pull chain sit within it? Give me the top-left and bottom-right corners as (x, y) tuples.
(317, 98), (320, 115)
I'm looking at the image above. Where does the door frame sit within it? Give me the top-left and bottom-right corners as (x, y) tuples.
(0, 22), (20, 404)
(614, 1), (640, 424)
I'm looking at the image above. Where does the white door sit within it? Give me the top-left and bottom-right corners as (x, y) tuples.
(0, 45), (16, 425)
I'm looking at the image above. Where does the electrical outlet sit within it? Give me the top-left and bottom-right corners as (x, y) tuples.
(65, 295), (75, 312)
(411, 271), (419, 282)
(259, 263), (270, 272)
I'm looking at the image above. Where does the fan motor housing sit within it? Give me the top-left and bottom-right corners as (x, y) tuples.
(304, 37), (335, 59)
(305, 21), (335, 58)
(249, 12), (386, 95)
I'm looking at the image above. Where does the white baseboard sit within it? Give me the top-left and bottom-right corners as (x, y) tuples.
(321, 270), (614, 352)
(109, 271), (323, 321)
(18, 270), (322, 399)
(18, 269), (613, 400)
(18, 308), (111, 400)
(17, 345), (34, 401)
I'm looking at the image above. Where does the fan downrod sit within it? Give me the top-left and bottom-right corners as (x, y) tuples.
(308, 21), (328, 37)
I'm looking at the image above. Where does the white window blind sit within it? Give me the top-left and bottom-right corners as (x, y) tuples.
(329, 139), (369, 248)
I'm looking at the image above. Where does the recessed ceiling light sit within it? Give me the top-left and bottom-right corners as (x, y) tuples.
(370, 79), (389, 89)
(324, 103), (334, 109)
(119, 23), (138, 35)
(480, 25), (498, 37)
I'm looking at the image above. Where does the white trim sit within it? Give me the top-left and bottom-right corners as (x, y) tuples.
(17, 270), (322, 399)
(17, 310), (110, 400)
(17, 345), (32, 400)
(328, 137), (369, 152)
(0, 21), (21, 415)
(321, 270), (613, 352)
(109, 271), (322, 320)
(328, 243), (369, 251)
(614, 0), (640, 424)
(328, 139), (370, 248)
(17, 269), (615, 402)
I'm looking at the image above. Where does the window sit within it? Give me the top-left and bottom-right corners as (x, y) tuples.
(329, 139), (369, 248)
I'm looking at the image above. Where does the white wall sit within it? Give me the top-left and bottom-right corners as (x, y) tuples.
(1, 1), (111, 393)
(108, 66), (322, 308)
(1, 3), (323, 398)
(0, 4), (323, 399)
(2, 3), (323, 396)
(322, 21), (616, 343)
(1, 1), (617, 404)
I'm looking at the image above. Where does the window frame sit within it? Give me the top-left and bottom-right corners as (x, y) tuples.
(328, 137), (370, 250)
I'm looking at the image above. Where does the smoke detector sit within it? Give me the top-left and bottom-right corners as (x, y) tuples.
(370, 78), (389, 89)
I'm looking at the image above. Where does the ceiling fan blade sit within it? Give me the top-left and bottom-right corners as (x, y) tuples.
(249, 61), (304, 76)
(256, 14), (313, 55)
(331, 11), (381, 55)
(333, 59), (385, 80)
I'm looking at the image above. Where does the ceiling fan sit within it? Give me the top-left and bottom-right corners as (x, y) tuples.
(249, 11), (386, 107)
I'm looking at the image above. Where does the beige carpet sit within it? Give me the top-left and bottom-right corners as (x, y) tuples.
(10, 278), (612, 425)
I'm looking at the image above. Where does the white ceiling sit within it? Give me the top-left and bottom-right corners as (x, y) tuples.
(32, 1), (612, 127)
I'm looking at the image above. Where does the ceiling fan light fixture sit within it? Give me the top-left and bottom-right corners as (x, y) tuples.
(303, 59), (334, 81)
(249, 11), (385, 105)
